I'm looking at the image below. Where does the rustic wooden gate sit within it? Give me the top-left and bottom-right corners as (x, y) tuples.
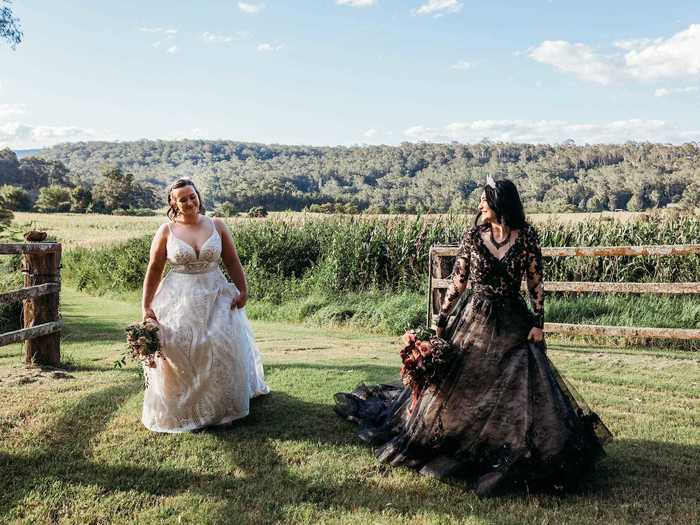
(0, 242), (63, 366)
(428, 243), (700, 341)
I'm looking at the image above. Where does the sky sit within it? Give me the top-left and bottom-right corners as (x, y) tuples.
(2, 0), (700, 149)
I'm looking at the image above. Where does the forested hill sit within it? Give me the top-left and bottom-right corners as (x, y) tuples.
(36, 140), (700, 213)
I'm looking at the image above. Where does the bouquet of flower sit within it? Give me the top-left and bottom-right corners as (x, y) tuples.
(115, 320), (162, 373)
(400, 326), (457, 410)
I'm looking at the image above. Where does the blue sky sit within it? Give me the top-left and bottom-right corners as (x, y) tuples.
(2, 0), (700, 148)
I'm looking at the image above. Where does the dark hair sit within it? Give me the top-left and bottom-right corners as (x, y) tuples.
(167, 178), (205, 221)
(474, 179), (526, 229)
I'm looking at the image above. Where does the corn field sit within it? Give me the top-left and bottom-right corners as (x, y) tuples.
(59, 213), (700, 298)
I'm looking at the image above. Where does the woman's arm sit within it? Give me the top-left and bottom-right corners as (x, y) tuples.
(436, 231), (472, 335)
(525, 226), (545, 342)
(142, 224), (169, 321)
(215, 218), (248, 308)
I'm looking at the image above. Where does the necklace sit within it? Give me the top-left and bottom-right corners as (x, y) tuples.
(490, 227), (510, 249)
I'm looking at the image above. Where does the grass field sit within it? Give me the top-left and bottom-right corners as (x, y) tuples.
(0, 287), (698, 524)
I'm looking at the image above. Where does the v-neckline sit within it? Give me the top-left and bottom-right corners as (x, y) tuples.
(479, 227), (520, 263)
(170, 220), (217, 260)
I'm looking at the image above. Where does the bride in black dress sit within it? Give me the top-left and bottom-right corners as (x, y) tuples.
(335, 178), (612, 496)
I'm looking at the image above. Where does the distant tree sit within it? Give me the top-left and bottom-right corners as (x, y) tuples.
(132, 181), (160, 209)
(92, 166), (135, 211)
(35, 185), (71, 213)
(364, 204), (387, 214)
(0, 148), (21, 187)
(626, 193), (645, 212)
(0, 184), (32, 210)
(70, 185), (92, 213)
(18, 157), (71, 192)
(339, 203), (359, 214)
(679, 182), (700, 210)
(0, 194), (13, 224)
(0, 1), (22, 49)
(213, 202), (236, 217)
(30, 139), (700, 214)
(248, 206), (268, 218)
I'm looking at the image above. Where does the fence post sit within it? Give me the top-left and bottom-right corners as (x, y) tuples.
(23, 246), (62, 366)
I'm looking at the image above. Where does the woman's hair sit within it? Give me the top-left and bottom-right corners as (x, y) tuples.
(167, 178), (205, 220)
(474, 179), (526, 229)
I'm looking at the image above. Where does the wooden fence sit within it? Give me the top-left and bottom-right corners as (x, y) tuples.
(428, 243), (700, 341)
(0, 242), (63, 366)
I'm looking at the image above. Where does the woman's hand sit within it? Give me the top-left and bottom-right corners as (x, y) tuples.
(527, 327), (544, 344)
(143, 306), (158, 322)
(231, 289), (247, 309)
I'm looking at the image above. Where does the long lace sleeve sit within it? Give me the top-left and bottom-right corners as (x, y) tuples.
(436, 231), (472, 328)
(525, 226), (545, 329)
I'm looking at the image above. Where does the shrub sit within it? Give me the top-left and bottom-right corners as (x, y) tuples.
(111, 208), (158, 216)
(213, 202), (237, 217)
(0, 185), (32, 211)
(35, 185), (71, 213)
(70, 185), (92, 213)
(248, 206), (268, 218)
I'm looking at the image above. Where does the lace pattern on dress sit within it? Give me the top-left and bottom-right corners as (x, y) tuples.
(438, 223), (545, 329)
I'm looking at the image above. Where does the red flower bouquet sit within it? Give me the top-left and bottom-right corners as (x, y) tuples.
(399, 327), (457, 411)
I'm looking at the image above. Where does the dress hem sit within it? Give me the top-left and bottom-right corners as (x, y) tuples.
(142, 410), (250, 434)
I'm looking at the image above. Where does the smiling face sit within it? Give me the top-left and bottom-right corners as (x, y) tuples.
(170, 184), (200, 217)
(479, 191), (498, 224)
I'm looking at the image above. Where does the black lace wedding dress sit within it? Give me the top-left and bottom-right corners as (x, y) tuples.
(335, 223), (612, 494)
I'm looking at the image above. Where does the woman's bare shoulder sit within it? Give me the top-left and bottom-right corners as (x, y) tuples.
(211, 216), (232, 233)
(152, 222), (171, 241)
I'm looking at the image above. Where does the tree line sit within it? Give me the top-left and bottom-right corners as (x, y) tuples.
(0, 149), (159, 220)
(1, 140), (699, 220)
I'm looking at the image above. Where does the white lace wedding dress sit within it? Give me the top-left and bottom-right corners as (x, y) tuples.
(142, 219), (270, 433)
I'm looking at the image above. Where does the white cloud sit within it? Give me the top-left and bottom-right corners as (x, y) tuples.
(612, 38), (656, 51)
(413, 0), (463, 16)
(337, 0), (376, 7)
(449, 60), (472, 70)
(139, 27), (177, 38)
(238, 2), (265, 14)
(139, 26), (179, 53)
(530, 24), (700, 85)
(529, 41), (619, 85)
(654, 86), (698, 97)
(0, 104), (26, 118)
(363, 128), (378, 138)
(403, 119), (700, 144)
(257, 42), (284, 52)
(0, 122), (97, 150)
(201, 31), (248, 44)
(623, 24), (700, 80)
(201, 32), (233, 44)
(167, 128), (209, 140)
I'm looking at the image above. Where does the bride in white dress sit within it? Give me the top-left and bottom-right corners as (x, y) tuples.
(140, 178), (269, 433)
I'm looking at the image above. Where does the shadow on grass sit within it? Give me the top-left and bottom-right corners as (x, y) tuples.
(61, 315), (126, 345)
(1, 364), (698, 523)
(265, 362), (399, 387)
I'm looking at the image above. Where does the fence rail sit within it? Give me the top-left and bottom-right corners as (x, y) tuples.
(430, 279), (700, 294)
(0, 241), (62, 366)
(428, 243), (700, 342)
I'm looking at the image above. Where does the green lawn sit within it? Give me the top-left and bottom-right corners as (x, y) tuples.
(0, 287), (698, 524)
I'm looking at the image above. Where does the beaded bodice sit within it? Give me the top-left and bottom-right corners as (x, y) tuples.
(166, 220), (221, 274)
